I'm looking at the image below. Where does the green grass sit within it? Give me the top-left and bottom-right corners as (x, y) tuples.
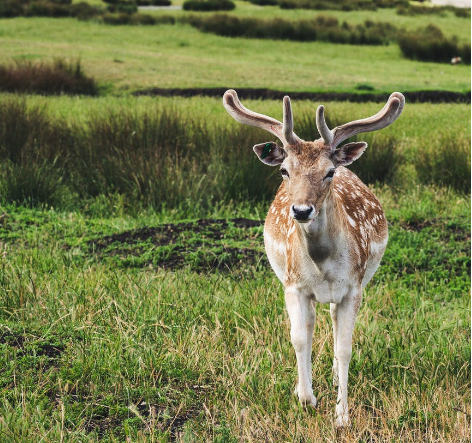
(0, 185), (469, 441)
(0, 14), (469, 94)
(0, 3), (470, 440)
(0, 94), (469, 212)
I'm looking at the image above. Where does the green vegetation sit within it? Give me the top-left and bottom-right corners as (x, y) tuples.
(0, 17), (469, 93)
(0, 0), (470, 439)
(0, 59), (98, 95)
(0, 183), (469, 441)
(399, 24), (471, 64)
(0, 94), (469, 211)
(185, 14), (397, 45)
(183, 0), (235, 11)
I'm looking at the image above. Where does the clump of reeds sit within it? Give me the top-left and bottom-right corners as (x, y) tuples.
(0, 59), (98, 96)
(0, 97), (469, 210)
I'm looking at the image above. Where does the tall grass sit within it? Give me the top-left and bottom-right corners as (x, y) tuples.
(0, 96), (469, 211)
(0, 59), (98, 96)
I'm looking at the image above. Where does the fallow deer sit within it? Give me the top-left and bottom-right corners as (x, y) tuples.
(223, 90), (405, 427)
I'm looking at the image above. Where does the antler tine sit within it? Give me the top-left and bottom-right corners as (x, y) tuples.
(316, 105), (334, 146)
(283, 96), (301, 145)
(223, 89), (287, 144)
(330, 92), (405, 149)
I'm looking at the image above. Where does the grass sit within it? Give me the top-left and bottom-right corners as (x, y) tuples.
(0, 14), (469, 94)
(0, 1), (469, 440)
(0, 94), (469, 212)
(0, 184), (469, 441)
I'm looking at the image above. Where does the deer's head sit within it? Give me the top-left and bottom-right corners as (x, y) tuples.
(223, 90), (404, 223)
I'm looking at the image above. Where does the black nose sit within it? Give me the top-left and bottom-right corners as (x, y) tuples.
(291, 205), (314, 221)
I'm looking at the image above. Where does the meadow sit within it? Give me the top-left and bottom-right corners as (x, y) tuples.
(0, 1), (470, 442)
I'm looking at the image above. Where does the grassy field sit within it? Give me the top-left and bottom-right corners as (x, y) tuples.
(0, 185), (470, 442)
(0, 2), (470, 441)
(0, 13), (470, 94)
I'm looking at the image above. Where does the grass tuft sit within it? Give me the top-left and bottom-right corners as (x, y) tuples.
(0, 59), (98, 96)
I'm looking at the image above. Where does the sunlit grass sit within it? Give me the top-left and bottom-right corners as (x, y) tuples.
(0, 16), (469, 93)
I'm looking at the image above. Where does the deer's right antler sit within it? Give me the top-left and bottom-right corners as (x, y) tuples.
(316, 92), (405, 150)
(223, 89), (301, 146)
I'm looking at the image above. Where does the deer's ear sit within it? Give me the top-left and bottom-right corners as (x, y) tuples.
(332, 142), (367, 166)
(253, 142), (286, 166)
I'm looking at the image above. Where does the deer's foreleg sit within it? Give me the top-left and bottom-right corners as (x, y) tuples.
(285, 287), (317, 408)
(333, 290), (361, 427)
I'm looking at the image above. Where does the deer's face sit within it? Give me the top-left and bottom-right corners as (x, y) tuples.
(253, 139), (367, 224)
(280, 142), (335, 223)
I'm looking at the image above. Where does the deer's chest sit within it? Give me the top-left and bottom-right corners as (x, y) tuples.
(264, 229), (355, 304)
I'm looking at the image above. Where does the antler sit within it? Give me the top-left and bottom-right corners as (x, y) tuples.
(316, 92), (405, 149)
(223, 89), (301, 146)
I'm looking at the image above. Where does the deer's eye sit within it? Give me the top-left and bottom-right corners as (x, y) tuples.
(280, 168), (289, 178)
(324, 168), (335, 180)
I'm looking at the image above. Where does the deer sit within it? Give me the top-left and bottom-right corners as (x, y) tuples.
(222, 89), (405, 427)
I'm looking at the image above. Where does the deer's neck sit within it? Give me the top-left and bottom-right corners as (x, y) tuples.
(297, 193), (342, 264)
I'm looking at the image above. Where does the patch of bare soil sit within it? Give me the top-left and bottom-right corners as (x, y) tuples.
(88, 218), (265, 272)
(399, 217), (470, 242)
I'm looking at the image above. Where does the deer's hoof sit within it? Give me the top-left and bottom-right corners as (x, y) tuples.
(335, 414), (349, 428)
(299, 394), (317, 409)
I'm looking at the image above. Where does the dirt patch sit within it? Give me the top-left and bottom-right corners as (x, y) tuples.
(399, 217), (470, 242)
(81, 383), (212, 440)
(133, 87), (471, 104)
(87, 218), (265, 272)
(0, 332), (64, 359)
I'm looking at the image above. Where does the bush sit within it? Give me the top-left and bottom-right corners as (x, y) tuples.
(106, 1), (138, 13)
(398, 25), (470, 64)
(24, 1), (70, 17)
(130, 12), (156, 24)
(454, 7), (470, 18)
(0, 0), (25, 17)
(69, 1), (102, 19)
(183, 0), (235, 11)
(153, 14), (175, 23)
(102, 11), (158, 24)
(102, 11), (132, 23)
(247, 0), (278, 6)
(185, 14), (395, 45)
(137, 0), (172, 4)
(0, 59), (98, 95)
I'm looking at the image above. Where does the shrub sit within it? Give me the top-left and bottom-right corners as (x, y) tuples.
(0, 59), (98, 95)
(398, 25), (470, 64)
(102, 11), (132, 23)
(183, 0), (235, 11)
(102, 11), (159, 24)
(106, 1), (138, 13)
(454, 7), (470, 18)
(0, 0), (25, 17)
(137, 0), (171, 4)
(153, 14), (175, 23)
(49, 0), (72, 5)
(185, 14), (394, 45)
(130, 12), (156, 24)
(24, 1), (70, 17)
(247, 0), (278, 6)
(69, 1), (102, 19)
